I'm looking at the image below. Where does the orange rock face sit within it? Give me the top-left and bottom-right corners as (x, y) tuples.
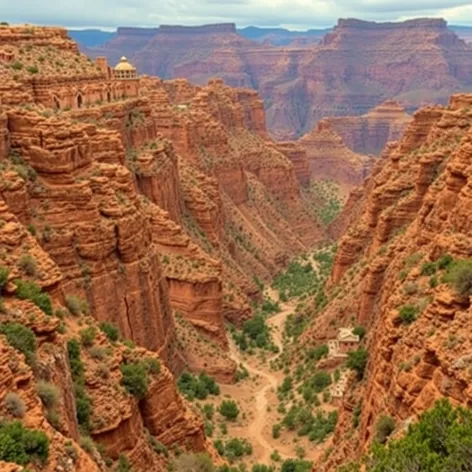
(0, 25), (325, 470)
(298, 121), (373, 187)
(300, 94), (472, 469)
(85, 19), (472, 139)
(318, 101), (412, 155)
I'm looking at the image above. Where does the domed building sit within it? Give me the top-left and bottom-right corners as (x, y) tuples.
(114, 56), (137, 80)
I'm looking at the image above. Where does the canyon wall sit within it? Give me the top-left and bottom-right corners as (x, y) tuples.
(85, 19), (472, 140)
(298, 94), (472, 469)
(318, 101), (412, 155)
(0, 25), (323, 470)
(298, 120), (373, 188)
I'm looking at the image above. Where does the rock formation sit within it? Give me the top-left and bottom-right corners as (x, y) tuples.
(318, 101), (412, 155)
(0, 25), (323, 470)
(298, 94), (472, 469)
(298, 121), (373, 188)
(84, 19), (472, 140)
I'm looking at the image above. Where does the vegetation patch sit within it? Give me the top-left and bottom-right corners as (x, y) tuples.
(367, 399), (472, 471)
(177, 371), (220, 401)
(14, 279), (52, 315)
(0, 420), (49, 466)
(0, 322), (36, 366)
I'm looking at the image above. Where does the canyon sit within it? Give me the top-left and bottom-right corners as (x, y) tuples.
(1, 18), (472, 472)
(83, 19), (472, 140)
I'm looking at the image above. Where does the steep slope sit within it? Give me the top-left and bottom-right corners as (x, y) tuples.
(318, 101), (412, 155)
(86, 19), (472, 140)
(296, 94), (472, 469)
(298, 120), (373, 188)
(0, 25), (324, 470)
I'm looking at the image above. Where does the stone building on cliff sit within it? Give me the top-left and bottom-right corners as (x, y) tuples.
(43, 56), (140, 110)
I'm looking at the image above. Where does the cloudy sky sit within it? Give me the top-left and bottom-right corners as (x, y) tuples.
(2, 0), (472, 29)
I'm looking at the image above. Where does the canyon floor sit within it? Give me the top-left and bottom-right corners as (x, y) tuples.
(195, 262), (336, 469)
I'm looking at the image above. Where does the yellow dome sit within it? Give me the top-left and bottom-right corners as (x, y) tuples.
(115, 56), (136, 71)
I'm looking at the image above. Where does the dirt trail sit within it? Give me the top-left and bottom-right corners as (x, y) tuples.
(227, 295), (296, 463)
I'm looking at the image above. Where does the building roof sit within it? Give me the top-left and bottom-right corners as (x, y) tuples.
(337, 328), (360, 342)
(115, 56), (136, 71)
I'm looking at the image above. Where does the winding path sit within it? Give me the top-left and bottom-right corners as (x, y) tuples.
(228, 301), (295, 463)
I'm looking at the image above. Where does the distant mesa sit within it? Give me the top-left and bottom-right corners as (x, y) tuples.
(336, 17), (448, 29)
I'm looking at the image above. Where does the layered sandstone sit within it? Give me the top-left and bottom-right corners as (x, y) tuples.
(319, 101), (412, 155)
(86, 19), (472, 139)
(297, 95), (472, 469)
(299, 121), (373, 187)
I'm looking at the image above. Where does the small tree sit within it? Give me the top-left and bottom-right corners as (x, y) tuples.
(5, 392), (26, 418)
(346, 348), (368, 379)
(120, 362), (148, 399)
(398, 305), (418, 324)
(445, 260), (472, 298)
(36, 381), (60, 409)
(0, 323), (36, 365)
(353, 326), (366, 339)
(375, 415), (396, 444)
(218, 400), (239, 421)
(0, 266), (10, 290)
(99, 322), (120, 342)
(79, 327), (97, 347)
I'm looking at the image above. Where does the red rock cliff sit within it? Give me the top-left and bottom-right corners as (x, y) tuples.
(301, 94), (472, 469)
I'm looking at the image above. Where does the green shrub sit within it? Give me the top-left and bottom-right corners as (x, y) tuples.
(99, 321), (120, 342)
(177, 372), (220, 400)
(421, 261), (436, 276)
(212, 438), (252, 462)
(46, 409), (61, 430)
(310, 371), (332, 392)
(26, 65), (39, 74)
(120, 362), (148, 399)
(375, 415), (396, 444)
(352, 401), (362, 428)
(0, 266), (10, 289)
(272, 423), (281, 439)
(218, 400), (239, 421)
(143, 357), (161, 375)
(65, 295), (89, 316)
(11, 61), (23, 70)
(444, 260), (472, 298)
(399, 270), (408, 282)
(437, 254), (453, 270)
(18, 254), (37, 276)
(116, 454), (131, 472)
(147, 435), (168, 457)
(280, 459), (313, 472)
(67, 339), (83, 379)
(243, 314), (272, 349)
(169, 452), (214, 471)
(79, 326), (97, 347)
(429, 275), (438, 288)
(367, 399), (472, 471)
(306, 344), (329, 361)
(14, 279), (52, 315)
(398, 304), (418, 324)
(346, 348), (368, 379)
(67, 339), (91, 430)
(0, 323), (36, 365)
(225, 437), (252, 461)
(252, 465), (275, 472)
(352, 326), (366, 339)
(36, 381), (60, 409)
(5, 392), (26, 418)
(74, 382), (91, 430)
(203, 404), (214, 420)
(0, 421), (49, 465)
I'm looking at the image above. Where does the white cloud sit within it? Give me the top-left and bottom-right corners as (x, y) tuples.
(2, 0), (472, 29)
